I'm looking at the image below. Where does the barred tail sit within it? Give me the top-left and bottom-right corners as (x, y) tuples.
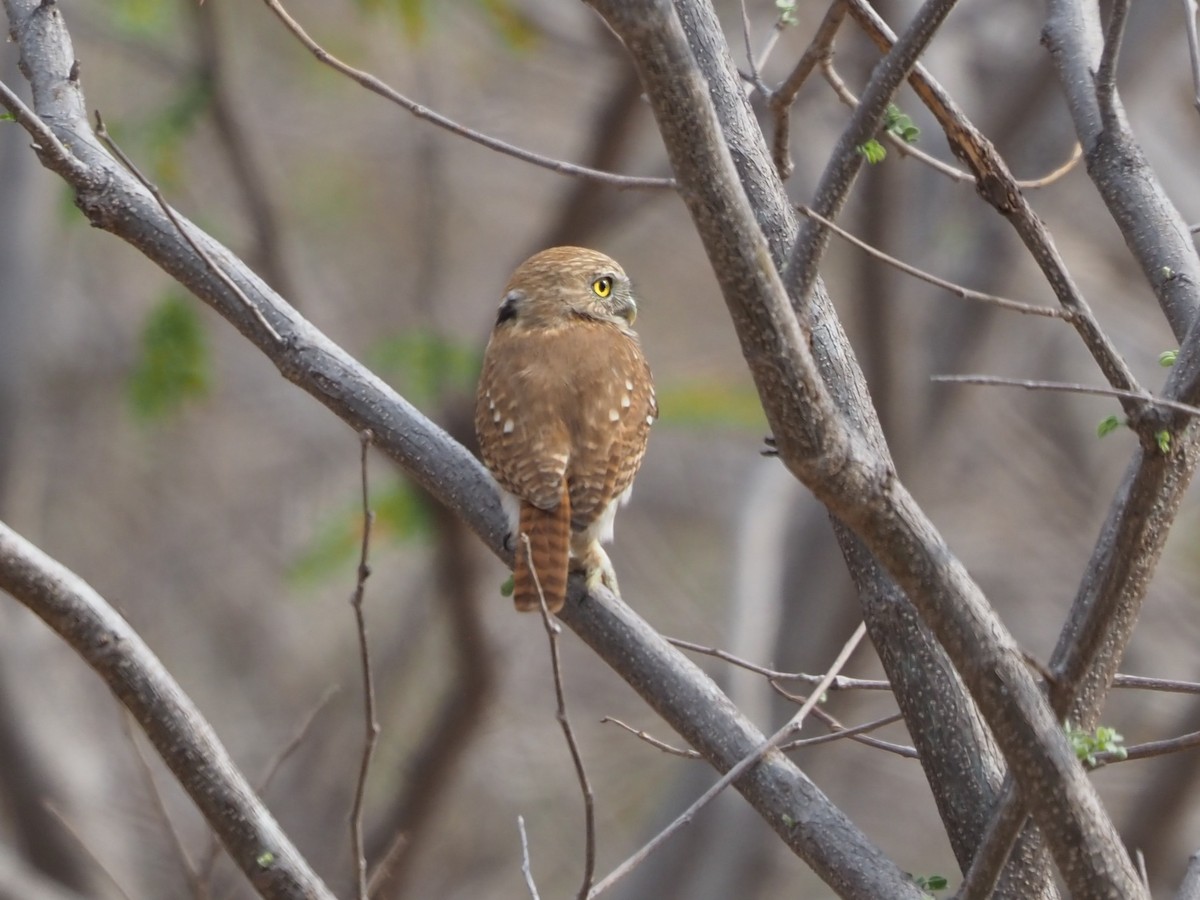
(512, 487), (571, 613)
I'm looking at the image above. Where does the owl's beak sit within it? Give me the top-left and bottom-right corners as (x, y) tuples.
(613, 294), (637, 324)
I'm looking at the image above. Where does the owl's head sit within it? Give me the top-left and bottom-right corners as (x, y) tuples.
(495, 246), (637, 331)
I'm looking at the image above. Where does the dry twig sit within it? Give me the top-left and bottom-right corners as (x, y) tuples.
(523, 535), (596, 900)
(587, 622), (868, 898)
(349, 430), (380, 900)
(259, 0), (673, 192)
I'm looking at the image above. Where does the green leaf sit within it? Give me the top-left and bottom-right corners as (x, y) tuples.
(1157, 430), (1172, 454)
(128, 291), (209, 421)
(775, 0), (799, 26)
(0, 112), (14, 123)
(858, 139), (887, 164)
(369, 330), (480, 406)
(1067, 719), (1126, 768)
(1159, 349), (1179, 367)
(882, 104), (920, 145)
(499, 574), (515, 597)
(1096, 415), (1121, 438)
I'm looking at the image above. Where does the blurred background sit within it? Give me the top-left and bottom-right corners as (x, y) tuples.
(2, 0), (1200, 897)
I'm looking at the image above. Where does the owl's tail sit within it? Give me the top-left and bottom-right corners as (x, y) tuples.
(513, 485), (571, 614)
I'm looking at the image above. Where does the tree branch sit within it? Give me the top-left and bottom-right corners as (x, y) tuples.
(0, 521), (336, 900)
(587, 1), (1142, 895)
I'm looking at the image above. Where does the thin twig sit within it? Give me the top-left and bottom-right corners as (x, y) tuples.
(92, 112), (283, 344)
(666, 634), (889, 689)
(842, 0), (1146, 419)
(768, 1), (847, 179)
(44, 803), (136, 900)
(522, 535), (596, 900)
(737, 0), (770, 97)
(121, 715), (206, 898)
(198, 686), (341, 893)
(517, 816), (541, 900)
(349, 430), (380, 900)
(778, 711), (915, 758)
(1092, 728), (1200, 767)
(600, 717), (702, 759)
(1095, 0), (1131, 130)
(1184, 0), (1200, 115)
(1114, 674), (1200, 694)
(588, 622), (868, 899)
(932, 374), (1200, 420)
(259, 0), (673, 192)
(797, 205), (1066, 318)
(768, 681), (916, 757)
(0, 78), (89, 179)
(820, 59), (1082, 189)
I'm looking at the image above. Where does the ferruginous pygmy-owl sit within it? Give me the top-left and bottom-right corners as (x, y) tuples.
(475, 247), (657, 614)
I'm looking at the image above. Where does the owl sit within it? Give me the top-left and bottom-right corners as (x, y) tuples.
(475, 247), (657, 614)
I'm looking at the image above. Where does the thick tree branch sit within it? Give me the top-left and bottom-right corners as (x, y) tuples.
(0, 2), (922, 897)
(0, 522), (336, 900)
(588, 1), (1143, 895)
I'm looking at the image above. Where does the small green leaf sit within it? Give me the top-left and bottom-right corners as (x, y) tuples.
(858, 139), (887, 164)
(499, 574), (515, 597)
(1156, 430), (1172, 454)
(1096, 415), (1121, 438)
(1159, 349), (1179, 367)
(256, 850), (276, 868)
(0, 112), (15, 123)
(882, 104), (920, 144)
(775, 0), (799, 26)
(1067, 719), (1126, 768)
(128, 291), (209, 421)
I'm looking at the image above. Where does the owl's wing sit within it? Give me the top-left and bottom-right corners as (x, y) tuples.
(567, 329), (656, 535)
(475, 330), (571, 512)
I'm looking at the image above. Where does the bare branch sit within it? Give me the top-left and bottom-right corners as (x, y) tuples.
(524, 535), (596, 900)
(1095, 0), (1131, 130)
(0, 522), (336, 900)
(666, 634), (889, 689)
(1175, 850), (1200, 900)
(43, 804), (135, 900)
(777, 711), (915, 759)
(1184, 0), (1200, 115)
(819, 59), (1082, 189)
(767, 1), (847, 179)
(121, 716), (203, 898)
(93, 112), (283, 345)
(258, 0), (674, 192)
(797, 205), (1066, 318)
(349, 430), (380, 900)
(932, 374), (1200, 420)
(787, 0), (963, 312)
(600, 717), (702, 759)
(587, 622), (868, 899)
(517, 816), (541, 900)
(842, 0), (1146, 420)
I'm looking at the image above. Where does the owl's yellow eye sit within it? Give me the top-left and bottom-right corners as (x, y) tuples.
(592, 275), (614, 298)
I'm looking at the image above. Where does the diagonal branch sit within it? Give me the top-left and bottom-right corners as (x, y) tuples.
(586, 1), (1144, 895)
(0, 521), (336, 900)
(0, 3), (920, 897)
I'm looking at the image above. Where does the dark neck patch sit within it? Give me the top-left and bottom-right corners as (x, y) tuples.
(496, 290), (523, 324)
